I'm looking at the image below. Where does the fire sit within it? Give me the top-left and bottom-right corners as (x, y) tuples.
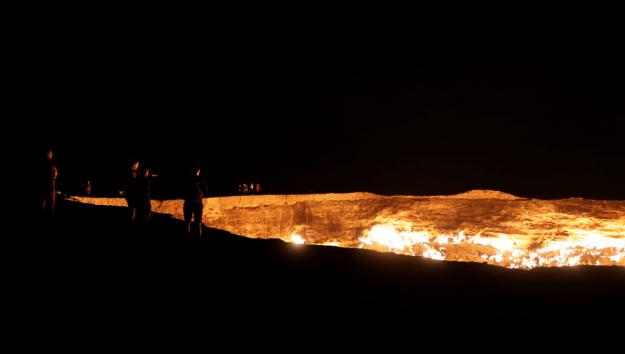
(70, 191), (625, 270)
(358, 225), (429, 254)
(356, 220), (625, 269)
(291, 233), (306, 245)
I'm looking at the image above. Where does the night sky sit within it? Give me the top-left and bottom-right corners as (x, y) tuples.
(21, 15), (625, 199)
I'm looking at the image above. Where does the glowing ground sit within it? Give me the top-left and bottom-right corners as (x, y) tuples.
(71, 190), (625, 269)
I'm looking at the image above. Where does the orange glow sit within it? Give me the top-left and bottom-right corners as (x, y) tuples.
(70, 192), (625, 269)
(291, 233), (306, 245)
(355, 218), (625, 269)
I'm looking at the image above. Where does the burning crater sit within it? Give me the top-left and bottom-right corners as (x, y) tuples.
(71, 190), (625, 269)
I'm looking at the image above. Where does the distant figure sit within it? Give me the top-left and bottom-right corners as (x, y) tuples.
(242, 183), (248, 194)
(82, 179), (93, 197)
(184, 166), (208, 239)
(125, 161), (152, 224)
(238, 184), (242, 194)
(255, 183), (261, 194)
(137, 168), (153, 223)
(41, 149), (59, 214)
(249, 182), (255, 193)
(124, 160), (142, 224)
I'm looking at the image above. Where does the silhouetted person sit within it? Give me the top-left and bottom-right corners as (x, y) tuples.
(41, 149), (59, 214)
(249, 182), (255, 193)
(243, 183), (248, 194)
(137, 168), (152, 223)
(82, 179), (93, 197)
(124, 161), (141, 224)
(125, 161), (152, 225)
(255, 183), (261, 194)
(184, 166), (208, 239)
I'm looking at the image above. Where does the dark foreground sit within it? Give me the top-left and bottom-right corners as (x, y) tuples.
(12, 199), (625, 338)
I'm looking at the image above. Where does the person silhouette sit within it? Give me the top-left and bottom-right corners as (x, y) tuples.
(124, 160), (141, 224)
(183, 165), (208, 239)
(137, 167), (152, 224)
(41, 149), (59, 215)
(82, 179), (93, 197)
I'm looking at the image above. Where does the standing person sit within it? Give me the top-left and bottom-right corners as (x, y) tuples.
(137, 168), (153, 224)
(41, 149), (59, 214)
(124, 160), (141, 224)
(255, 182), (261, 194)
(183, 165), (208, 239)
(82, 179), (93, 197)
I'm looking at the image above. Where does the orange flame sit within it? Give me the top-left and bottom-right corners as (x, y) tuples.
(356, 219), (625, 269)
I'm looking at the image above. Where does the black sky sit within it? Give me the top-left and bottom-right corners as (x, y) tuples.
(19, 13), (625, 199)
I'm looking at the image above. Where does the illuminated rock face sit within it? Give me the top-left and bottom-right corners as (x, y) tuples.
(71, 190), (625, 269)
